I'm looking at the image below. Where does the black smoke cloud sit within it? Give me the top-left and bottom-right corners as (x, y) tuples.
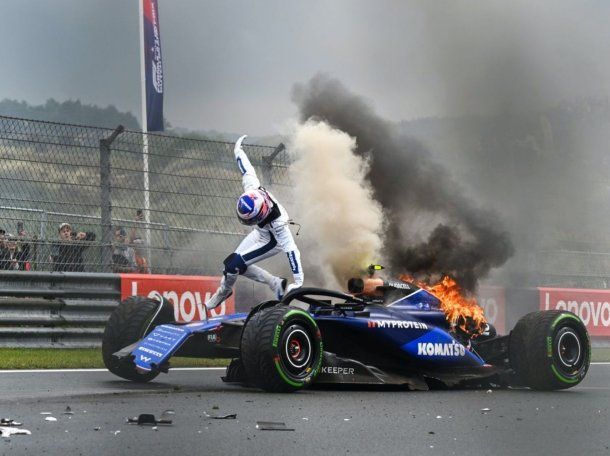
(292, 74), (513, 291)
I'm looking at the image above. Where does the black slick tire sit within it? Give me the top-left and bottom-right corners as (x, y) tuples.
(241, 305), (323, 393)
(508, 311), (541, 386)
(102, 296), (172, 382)
(509, 310), (590, 390)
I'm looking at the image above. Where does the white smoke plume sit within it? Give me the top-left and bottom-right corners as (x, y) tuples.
(288, 119), (384, 288)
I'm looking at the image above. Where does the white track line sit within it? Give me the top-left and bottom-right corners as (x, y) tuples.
(0, 363), (609, 374)
(0, 367), (225, 374)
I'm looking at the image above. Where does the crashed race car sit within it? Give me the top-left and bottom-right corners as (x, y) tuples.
(102, 271), (591, 392)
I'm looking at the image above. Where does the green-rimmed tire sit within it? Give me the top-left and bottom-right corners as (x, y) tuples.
(509, 310), (590, 390)
(241, 305), (323, 392)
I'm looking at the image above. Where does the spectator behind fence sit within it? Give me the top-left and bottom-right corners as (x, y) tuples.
(0, 234), (26, 270)
(112, 226), (136, 272)
(16, 221), (31, 270)
(50, 222), (96, 272)
(131, 237), (150, 274)
(129, 210), (150, 274)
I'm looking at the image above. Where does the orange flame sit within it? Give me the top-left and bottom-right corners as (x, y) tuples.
(399, 275), (487, 336)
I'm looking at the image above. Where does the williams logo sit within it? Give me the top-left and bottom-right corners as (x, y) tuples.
(417, 342), (466, 357)
(368, 320), (428, 329)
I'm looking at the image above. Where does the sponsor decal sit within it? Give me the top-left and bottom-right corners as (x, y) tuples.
(417, 342), (466, 357)
(368, 320), (428, 329)
(287, 251), (299, 274)
(272, 324), (282, 348)
(540, 287), (610, 336)
(120, 274), (235, 323)
(138, 346), (164, 357)
(321, 366), (355, 375)
(477, 286), (506, 334)
(139, 355), (151, 363)
(386, 280), (412, 290)
(147, 337), (171, 347)
(207, 333), (218, 343)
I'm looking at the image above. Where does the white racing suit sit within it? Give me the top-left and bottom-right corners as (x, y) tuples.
(205, 135), (303, 310)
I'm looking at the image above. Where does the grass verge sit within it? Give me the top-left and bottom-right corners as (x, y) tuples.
(592, 347), (610, 362)
(0, 348), (230, 370)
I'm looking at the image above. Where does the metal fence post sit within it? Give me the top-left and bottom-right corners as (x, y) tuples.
(38, 211), (47, 269)
(99, 125), (125, 272)
(262, 143), (285, 185)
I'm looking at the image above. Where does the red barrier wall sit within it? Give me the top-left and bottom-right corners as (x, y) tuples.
(539, 287), (610, 337)
(120, 274), (235, 322)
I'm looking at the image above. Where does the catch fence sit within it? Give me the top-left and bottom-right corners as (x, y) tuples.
(0, 115), (291, 275)
(1, 114), (609, 290)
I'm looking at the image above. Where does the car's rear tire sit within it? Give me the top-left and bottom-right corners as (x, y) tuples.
(102, 296), (173, 382)
(509, 310), (590, 390)
(241, 305), (323, 392)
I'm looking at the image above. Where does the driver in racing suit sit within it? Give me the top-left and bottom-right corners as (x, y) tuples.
(205, 135), (303, 311)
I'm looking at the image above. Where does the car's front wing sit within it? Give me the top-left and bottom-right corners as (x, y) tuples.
(113, 313), (248, 373)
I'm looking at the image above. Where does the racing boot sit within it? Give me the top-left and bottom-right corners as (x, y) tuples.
(271, 277), (288, 300)
(242, 265), (287, 300)
(205, 272), (237, 310)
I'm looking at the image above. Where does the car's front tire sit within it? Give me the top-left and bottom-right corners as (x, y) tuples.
(102, 296), (173, 382)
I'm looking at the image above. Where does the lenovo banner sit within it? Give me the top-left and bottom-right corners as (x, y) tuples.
(540, 287), (610, 337)
(477, 286), (506, 334)
(120, 274), (235, 322)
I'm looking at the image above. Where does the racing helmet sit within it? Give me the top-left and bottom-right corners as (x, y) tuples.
(236, 189), (272, 225)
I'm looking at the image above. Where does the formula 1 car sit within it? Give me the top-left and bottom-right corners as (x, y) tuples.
(102, 275), (591, 392)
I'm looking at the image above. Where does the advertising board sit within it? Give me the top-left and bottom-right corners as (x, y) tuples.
(540, 287), (610, 337)
(120, 274), (235, 322)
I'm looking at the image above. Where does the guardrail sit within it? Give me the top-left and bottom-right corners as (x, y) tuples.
(0, 271), (242, 348)
(0, 272), (120, 348)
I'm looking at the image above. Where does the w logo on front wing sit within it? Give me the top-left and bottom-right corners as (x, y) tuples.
(140, 355), (152, 363)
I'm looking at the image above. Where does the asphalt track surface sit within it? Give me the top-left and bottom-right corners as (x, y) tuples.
(1, 365), (609, 456)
